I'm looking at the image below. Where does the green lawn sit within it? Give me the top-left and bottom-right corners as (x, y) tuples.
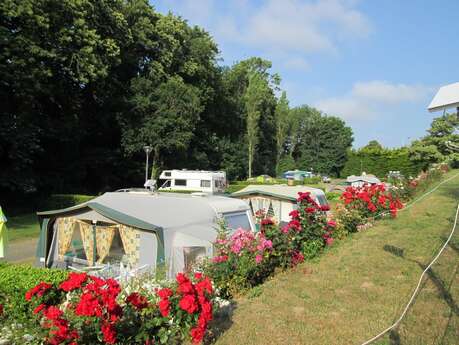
(212, 170), (459, 345)
(7, 213), (40, 242)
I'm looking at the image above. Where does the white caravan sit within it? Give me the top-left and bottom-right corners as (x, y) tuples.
(159, 170), (227, 194)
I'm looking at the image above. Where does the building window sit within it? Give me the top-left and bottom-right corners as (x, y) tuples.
(174, 179), (187, 186)
(201, 180), (211, 188)
(165, 171), (171, 177)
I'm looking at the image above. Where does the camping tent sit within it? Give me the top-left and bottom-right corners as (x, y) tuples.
(36, 191), (254, 278)
(231, 185), (329, 224)
(346, 174), (381, 187)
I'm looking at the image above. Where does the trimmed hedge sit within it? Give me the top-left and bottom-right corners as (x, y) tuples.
(0, 263), (68, 321)
(341, 148), (423, 178)
(226, 177), (323, 194)
(41, 194), (95, 210)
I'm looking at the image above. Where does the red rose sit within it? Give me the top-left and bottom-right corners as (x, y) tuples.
(179, 294), (198, 314)
(25, 282), (52, 301)
(176, 273), (190, 285)
(101, 322), (117, 345)
(126, 292), (149, 310)
(158, 299), (170, 317)
(43, 306), (63, 321)
(157, 288), (173, 300)
(190, 326), (205, 343)
(33, 303), (47, 315)
(178, 281), (194, 295)
(59, 272), (88, 292)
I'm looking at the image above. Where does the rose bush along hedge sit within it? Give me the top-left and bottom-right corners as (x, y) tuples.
(205, 191), (336, 297)
(341, 183), (404, 219)
(24, 272), (214, 344)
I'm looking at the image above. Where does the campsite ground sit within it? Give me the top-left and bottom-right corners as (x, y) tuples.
(212, 170), (459, 345)
(3, 213), (39, 264)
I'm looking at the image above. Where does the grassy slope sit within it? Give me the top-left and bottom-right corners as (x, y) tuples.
(7, 213), (40, 242)
(214, 171), (459, 345)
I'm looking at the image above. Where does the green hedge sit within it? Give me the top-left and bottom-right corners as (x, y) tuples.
(0, 263), (68, 321)
(341, 149), (423, 178)
(41, 194), (95, 210)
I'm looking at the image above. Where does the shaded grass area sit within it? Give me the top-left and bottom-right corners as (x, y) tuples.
(7, 213), (40, 242)
(213, 170), (459, 345)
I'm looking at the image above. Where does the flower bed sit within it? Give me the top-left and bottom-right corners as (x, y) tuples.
(19, 272), (214, 344)
(205, 191), (335, 297)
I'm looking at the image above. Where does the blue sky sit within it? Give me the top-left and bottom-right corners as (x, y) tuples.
(153, 0), (459, 148)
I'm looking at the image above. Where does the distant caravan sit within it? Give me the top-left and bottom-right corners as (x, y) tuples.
(158, 169), (227, 194)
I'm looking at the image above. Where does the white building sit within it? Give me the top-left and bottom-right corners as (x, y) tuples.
(158, 170), (227, 194)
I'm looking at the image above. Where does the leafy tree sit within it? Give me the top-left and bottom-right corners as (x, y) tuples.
(275, 91), (291, 175)
(409, 113), (459, 169)
(288, 106), (353, 176)
(121, 76), (202, 178)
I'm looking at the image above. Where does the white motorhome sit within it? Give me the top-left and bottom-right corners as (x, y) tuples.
(159, 170), (227, 194)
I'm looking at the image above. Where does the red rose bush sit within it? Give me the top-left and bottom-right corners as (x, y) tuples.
(25, 271), (214, 344)
(341, 183), (403, 219)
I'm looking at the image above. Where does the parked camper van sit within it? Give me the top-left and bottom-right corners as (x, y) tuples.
(159, 170), (227, 194)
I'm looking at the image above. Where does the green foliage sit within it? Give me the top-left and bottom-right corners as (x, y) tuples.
(285, 106), (353, 176)
(0, 0), (355, 210)
(43, 194), (95, 210)
(342, 145), (423, 178)
(409, 113), (459, 169)
(0, 263), (68, 321)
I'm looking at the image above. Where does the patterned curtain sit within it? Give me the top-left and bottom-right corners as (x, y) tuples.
(57, 217), (76, 260)
(79, 222), (95, 265)
(118, 224), (140, 267)
(96, 226), (116, 264)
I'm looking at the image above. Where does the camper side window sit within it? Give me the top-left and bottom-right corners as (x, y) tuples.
(223, 212), (251, 231)
(200, 180), (211, 188)
(175, 179), (187, 186)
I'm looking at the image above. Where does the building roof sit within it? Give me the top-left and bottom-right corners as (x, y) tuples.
(346, 175), (381, 184)
(231, 184), (324, 202)
(37, 192), (249, 231)
(428, 82), (459, 112)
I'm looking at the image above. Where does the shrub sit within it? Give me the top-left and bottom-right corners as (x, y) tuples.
(42, 194), (95, 210)
(341, 184), (403, 220)
(0, 263), (68, 322)
(22, 272), (214, 344)
(205, 191), (336, 297)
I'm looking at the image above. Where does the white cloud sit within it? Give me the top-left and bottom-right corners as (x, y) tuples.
(352, 81), (431, 104)
(315, 80), (432, 120)
(155, 0), (371, 67)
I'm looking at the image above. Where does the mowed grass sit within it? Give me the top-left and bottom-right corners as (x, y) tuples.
(6, 213), (40, 242)
(213, 170), (459, 345)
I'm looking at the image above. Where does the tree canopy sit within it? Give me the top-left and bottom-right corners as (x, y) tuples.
(1, 0), (357, 206)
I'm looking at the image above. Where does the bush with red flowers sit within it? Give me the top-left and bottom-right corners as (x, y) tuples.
(24, 271), (214, 344)
(205, 191), (334, 297)
(341, 183), (403, 220)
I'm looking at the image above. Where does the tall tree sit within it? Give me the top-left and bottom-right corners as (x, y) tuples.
(244, 71), (272, 178)
(275, 91), (291, 175)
